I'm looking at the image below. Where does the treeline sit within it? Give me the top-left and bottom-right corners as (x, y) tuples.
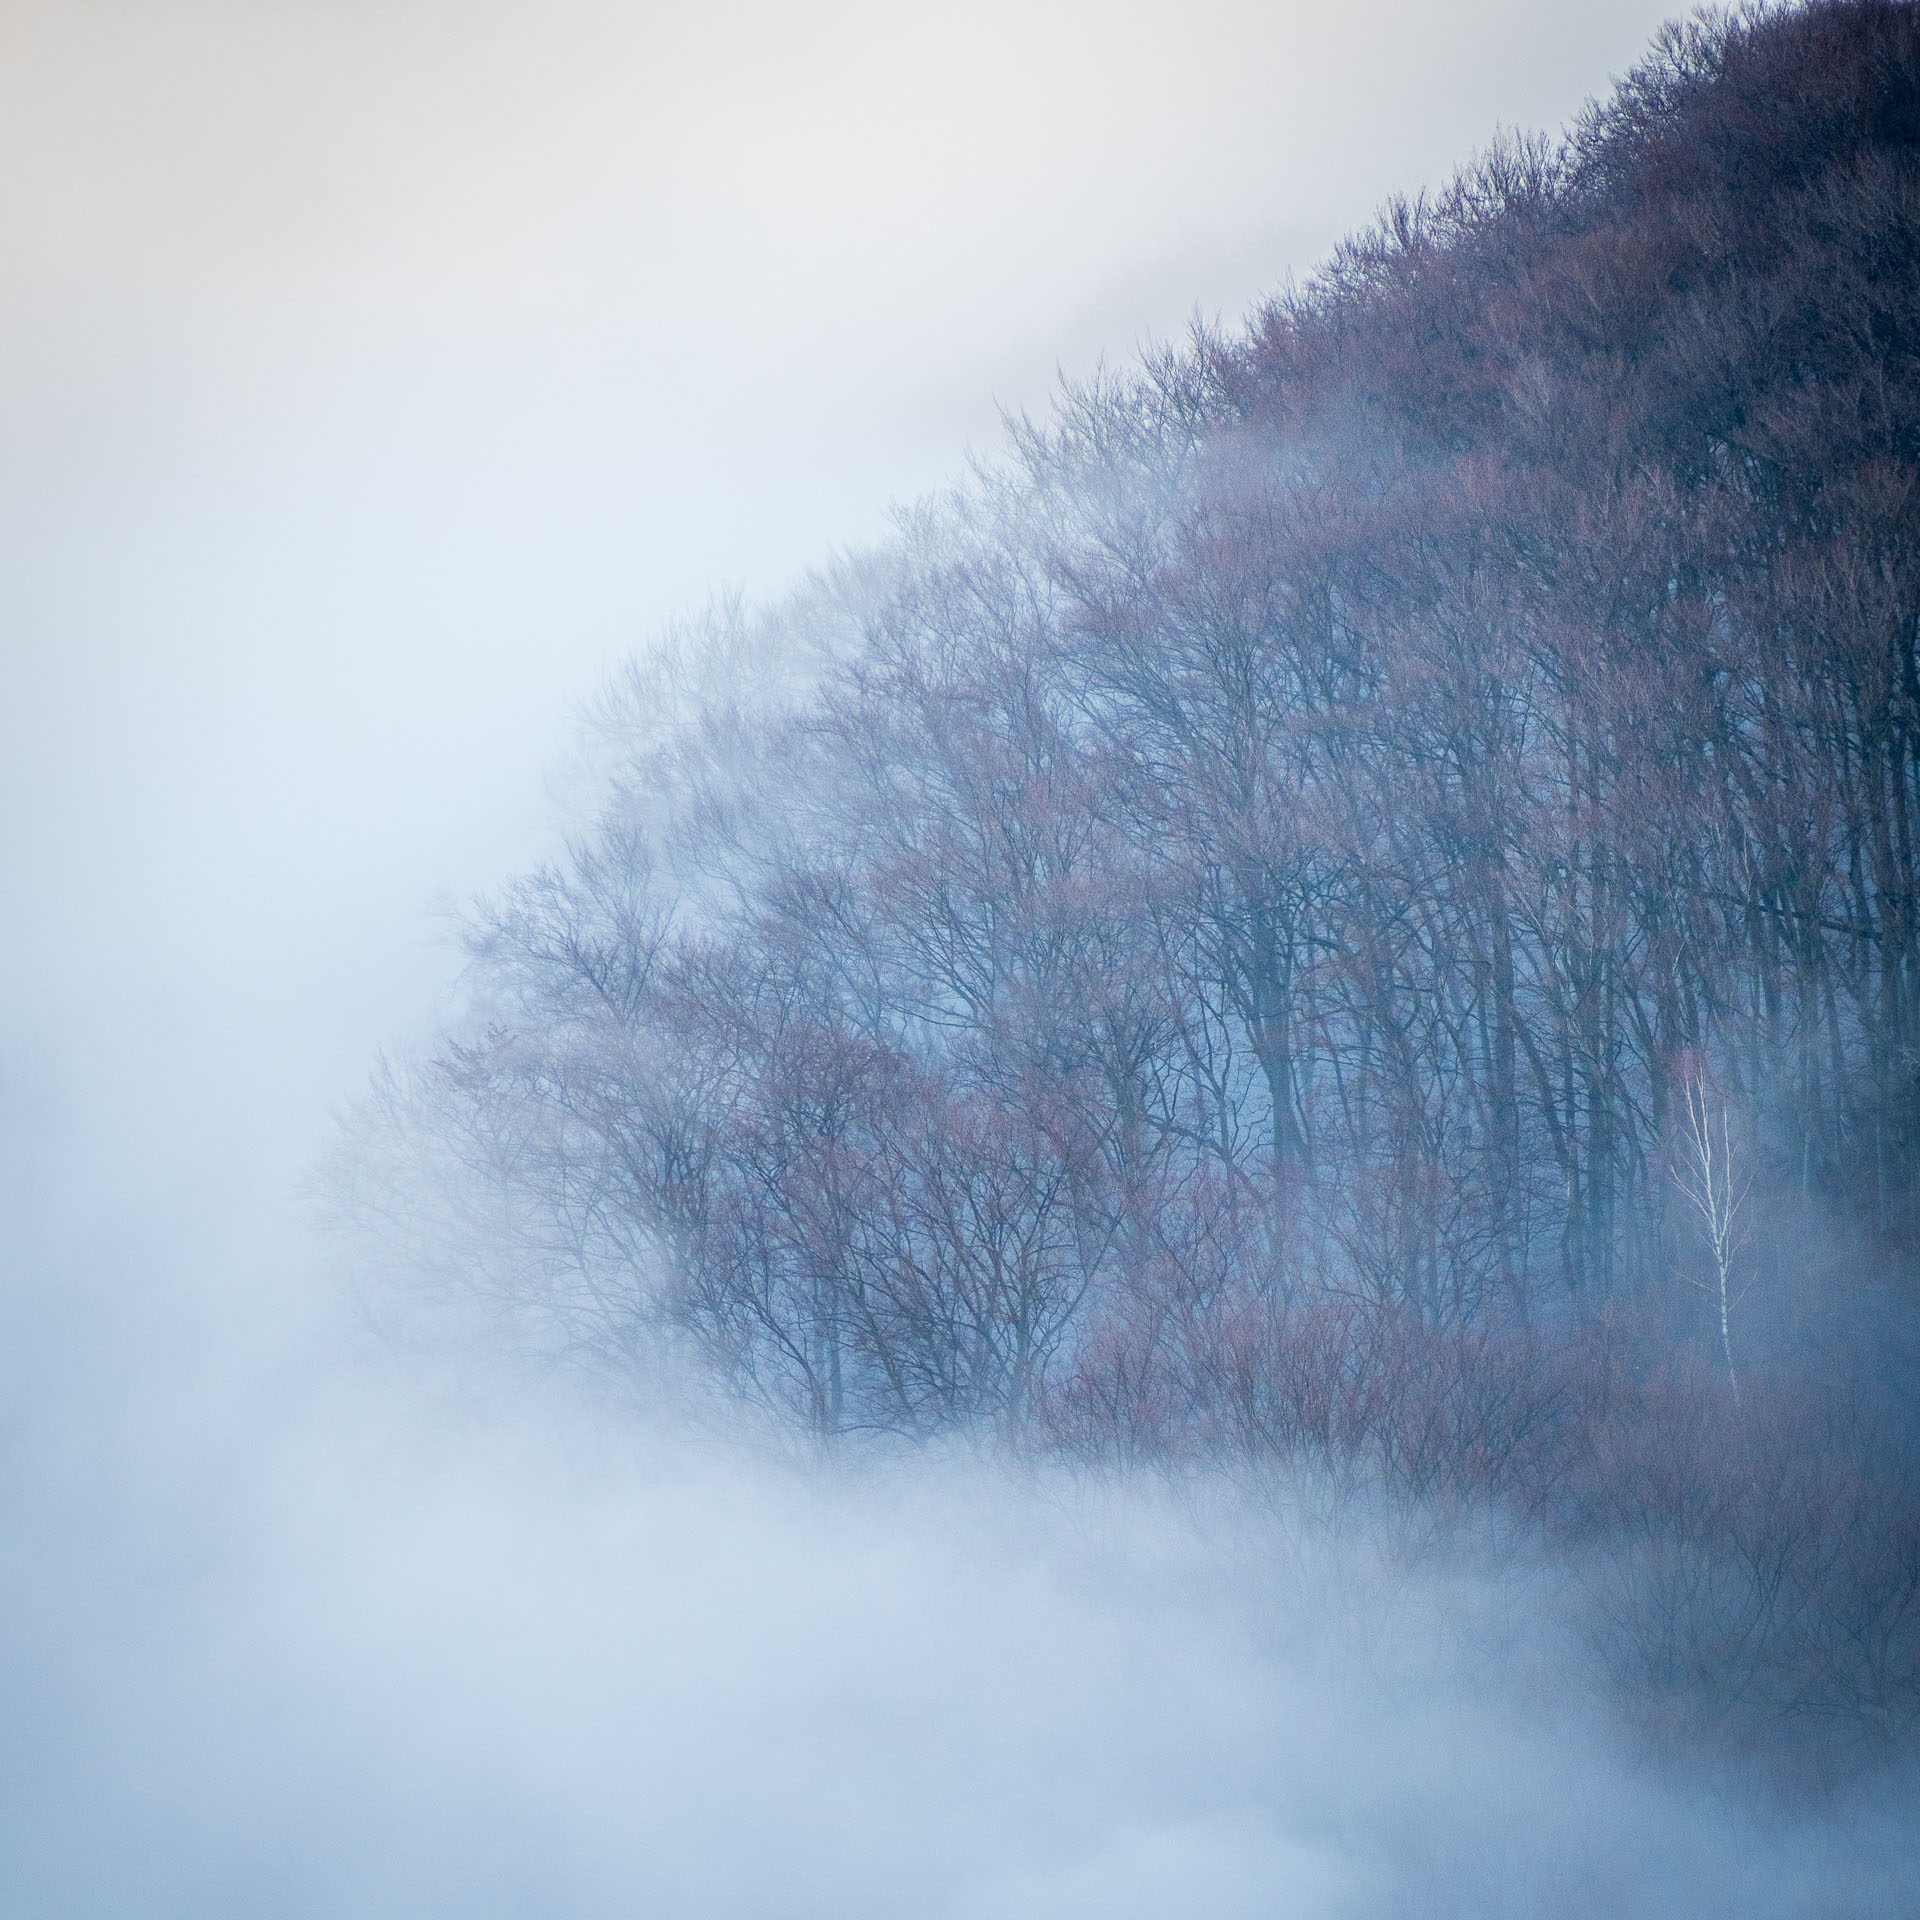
(352, 1), (1920, 1773)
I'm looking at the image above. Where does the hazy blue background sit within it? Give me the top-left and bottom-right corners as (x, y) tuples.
(15, 5), (1909, 1914)
(0, 0), (1679, 1290)
(0, 0), (1678, 1217)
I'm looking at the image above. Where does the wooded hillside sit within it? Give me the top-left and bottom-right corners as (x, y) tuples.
(356, 0), (1920, 1777)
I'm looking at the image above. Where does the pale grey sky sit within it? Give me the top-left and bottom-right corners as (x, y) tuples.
(0, 2), (1676, 1179)
(1, 0), (1675, 1052)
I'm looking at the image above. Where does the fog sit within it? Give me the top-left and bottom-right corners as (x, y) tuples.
(8, 1370), (1919, 1920)
(5, 2), (1914, 1912)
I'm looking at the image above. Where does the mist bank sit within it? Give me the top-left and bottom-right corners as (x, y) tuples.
(5, 1264), (1919, 1918)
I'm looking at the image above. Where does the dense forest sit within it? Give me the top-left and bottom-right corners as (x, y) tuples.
(350, 0), (1920, 1781)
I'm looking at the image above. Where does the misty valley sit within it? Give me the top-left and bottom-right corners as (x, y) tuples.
(9, 2), (1920, 1915)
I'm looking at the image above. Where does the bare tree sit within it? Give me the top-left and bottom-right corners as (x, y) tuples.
(1670, 1053), (1751, 1405)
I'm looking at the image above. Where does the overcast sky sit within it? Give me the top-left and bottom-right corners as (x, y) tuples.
(29, 8), (1896, 1915)
(1, 2), (1681, 1213)
(0, 0), (1684, 1124)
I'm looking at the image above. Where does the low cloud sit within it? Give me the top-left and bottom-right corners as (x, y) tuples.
(1, 1270), (1912, 1918)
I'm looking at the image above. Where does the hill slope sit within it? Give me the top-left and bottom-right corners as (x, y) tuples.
(352, 0), (1920, 1781)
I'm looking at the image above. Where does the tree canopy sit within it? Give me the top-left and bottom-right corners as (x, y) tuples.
(347, 0), (1920, 1778)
